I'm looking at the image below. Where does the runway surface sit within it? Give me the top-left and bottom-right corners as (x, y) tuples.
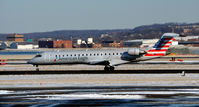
(1, 73), (199, 88)
(0, 70), (199, 75)
(1, 70), (199, 106)
(1, 86), (199, 106)
(1, 63), (199, 72)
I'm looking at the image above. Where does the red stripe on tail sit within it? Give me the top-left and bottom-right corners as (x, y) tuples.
(144, 53), (165, 56)
(147, 49), (167, 52)
(155, 45), (170, 48)
(164, 38), (175, 40)
(162, 42), (172, 44)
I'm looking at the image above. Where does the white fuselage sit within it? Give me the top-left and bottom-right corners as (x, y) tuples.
(29, 49), (125, 64)
(28, 48), (159, 66)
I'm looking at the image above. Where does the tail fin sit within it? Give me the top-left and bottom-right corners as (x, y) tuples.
(145, 33), (179, 56)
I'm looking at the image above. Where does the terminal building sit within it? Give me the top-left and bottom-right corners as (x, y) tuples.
(123, 39), (159, 48)
(123, 36), (199, 48)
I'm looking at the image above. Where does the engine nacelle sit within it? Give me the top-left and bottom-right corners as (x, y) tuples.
(128, 48), (145, 56)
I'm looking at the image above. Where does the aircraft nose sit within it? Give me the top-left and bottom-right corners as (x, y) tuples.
(27, 59), (34, 64)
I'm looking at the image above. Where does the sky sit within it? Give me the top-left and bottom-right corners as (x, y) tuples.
(0, 0), (199, 33)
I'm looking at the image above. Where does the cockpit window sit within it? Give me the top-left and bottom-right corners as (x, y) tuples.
(35, 55), (42, 57)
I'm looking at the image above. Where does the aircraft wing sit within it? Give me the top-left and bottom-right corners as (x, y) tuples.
(109, 59), (130, 66)
(89, 59), (130, 66)
(89, 58), (199, 66)
(89, 60), (108, 65)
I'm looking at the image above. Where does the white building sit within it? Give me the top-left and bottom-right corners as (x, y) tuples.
(124, 39), (159, 48)
(141, 39), (159, 47)
(175, 36), (199, 41)
(77, 39), (82, 45)
(10, 42), (38, 49)
(18, 44), (34, 49)
(87, 38), (93, 44)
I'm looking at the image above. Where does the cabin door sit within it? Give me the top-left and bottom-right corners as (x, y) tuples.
(44, 53), (50, 62)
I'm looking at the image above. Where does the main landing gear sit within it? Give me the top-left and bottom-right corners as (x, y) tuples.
(104, 65), (115, 71)
(35, 65), (39, 71)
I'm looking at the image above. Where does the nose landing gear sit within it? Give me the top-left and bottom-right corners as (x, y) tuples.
(35, 65), (39, 71)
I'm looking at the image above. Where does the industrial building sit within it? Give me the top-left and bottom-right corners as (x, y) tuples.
(101, 41), (114, 47)
(109, 41), (122, 48)
(38, 38), (54, 48)
(7, 33), (24, 42)
(39, 39), (72, 48)
(93, 43), (102, 48)
(53, 40), (72, 48)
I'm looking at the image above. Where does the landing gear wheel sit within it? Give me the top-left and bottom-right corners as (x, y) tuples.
(35, 65), (39, 71)
(36, 67), (39, 71)
(104, 66), (109, 71)
(110, 66), (114, 71)
(104, 66), (115, 71)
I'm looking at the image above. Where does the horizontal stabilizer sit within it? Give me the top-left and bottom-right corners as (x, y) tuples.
(136, 61), (199, 64)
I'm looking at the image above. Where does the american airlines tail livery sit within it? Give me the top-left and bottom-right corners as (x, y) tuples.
(28, 33), (179, 71)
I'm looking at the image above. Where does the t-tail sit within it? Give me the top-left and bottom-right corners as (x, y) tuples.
(144, 33), (179, 56)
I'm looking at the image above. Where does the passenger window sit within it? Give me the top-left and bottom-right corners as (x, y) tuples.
(90, 54), (92, 56)
(82, 54), (84, 56)
(78, 54), (80, 56)
(86, 54), (88, 56)
(71, 54), (72, 56)
(105, 53), (107, 55)
(113, 53), (114, 55)
(109, 53), (111, 55)
(101, 53), (103, 56)
(94, 54), (96, 56)
(74, 54), (76, 56)
(97, 54), (99, 56)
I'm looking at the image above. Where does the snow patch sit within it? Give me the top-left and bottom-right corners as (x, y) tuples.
(0, 90), (14, 94)
(27, 94), (145, 100)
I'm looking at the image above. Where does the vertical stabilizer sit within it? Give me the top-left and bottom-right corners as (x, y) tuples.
(144, 33), (179, 56)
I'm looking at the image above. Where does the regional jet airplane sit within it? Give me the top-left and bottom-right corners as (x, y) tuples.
(28, 33), (179, 71)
